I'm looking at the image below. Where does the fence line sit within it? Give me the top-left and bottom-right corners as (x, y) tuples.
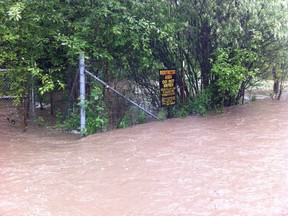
(0, 70), (15, 108)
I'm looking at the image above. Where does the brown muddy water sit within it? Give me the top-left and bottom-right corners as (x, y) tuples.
(1, 99), (288, 216)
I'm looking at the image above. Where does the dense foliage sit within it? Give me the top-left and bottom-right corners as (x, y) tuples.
(0, 0), (287, 132)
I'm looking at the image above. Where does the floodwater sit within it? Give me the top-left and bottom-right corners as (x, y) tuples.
(1, 99), (288, 216)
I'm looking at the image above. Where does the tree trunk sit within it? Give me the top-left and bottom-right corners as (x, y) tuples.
(272, 64), (279, 100)
(197, 19), (213, 89)
(19, 94), (29, 132)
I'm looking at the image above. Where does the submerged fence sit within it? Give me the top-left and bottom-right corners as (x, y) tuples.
(0, 56), (161, 134)
(77, 54), (158, 136)
(0, 69), (15, 108)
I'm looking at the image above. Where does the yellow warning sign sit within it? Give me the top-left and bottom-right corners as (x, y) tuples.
(159, 69), (176, 107)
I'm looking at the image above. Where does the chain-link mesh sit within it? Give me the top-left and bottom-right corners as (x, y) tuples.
(85, 76), (157, 132)
(61, 70), (158, 135)
(1, 67), (158, 133)
(0, 70), (16, 108)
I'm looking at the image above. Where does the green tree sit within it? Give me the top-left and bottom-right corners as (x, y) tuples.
(137, 0), (288, 110)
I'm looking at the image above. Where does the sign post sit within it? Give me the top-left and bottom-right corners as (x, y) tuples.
(159, 69), (177, 107)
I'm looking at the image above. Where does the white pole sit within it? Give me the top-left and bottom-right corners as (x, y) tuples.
(79, 53), (86, 136)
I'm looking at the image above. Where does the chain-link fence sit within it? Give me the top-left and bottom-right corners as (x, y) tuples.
(0, 70), (16, 108)
(60, 67), (158, 135)
(85, 74), (157, 132)
(0, 69), (70, 128)
(1, 64), (160, 134)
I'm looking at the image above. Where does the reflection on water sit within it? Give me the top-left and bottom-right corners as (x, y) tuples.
(1, 99), (288, 215)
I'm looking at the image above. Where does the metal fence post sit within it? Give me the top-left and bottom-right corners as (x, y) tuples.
(79, 53), (86, 136)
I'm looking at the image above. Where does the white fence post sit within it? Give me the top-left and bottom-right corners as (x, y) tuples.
(79, 53), (86, 136)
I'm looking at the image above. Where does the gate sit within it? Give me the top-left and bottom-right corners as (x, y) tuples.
(77, 54), (159, 136)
